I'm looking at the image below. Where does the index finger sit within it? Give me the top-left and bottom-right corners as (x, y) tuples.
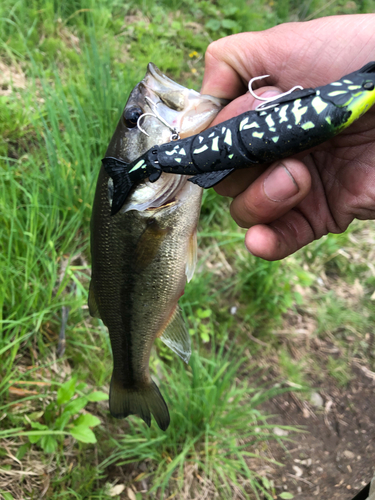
(200, 15), (375, 100)
(200, 35), (252, 99)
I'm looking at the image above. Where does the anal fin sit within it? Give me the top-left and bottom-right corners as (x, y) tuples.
(188, 168), (234, 188)
(160, 306), (191, 364)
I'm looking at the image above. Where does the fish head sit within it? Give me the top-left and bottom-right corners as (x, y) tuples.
(106, 62), (226, 162)
(106, 63), (226, 213)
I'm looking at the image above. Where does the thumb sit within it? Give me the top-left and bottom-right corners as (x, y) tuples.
(230, 158), (311, 229)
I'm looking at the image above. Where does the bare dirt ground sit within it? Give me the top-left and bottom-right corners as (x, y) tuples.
(264, 365), (375, 500)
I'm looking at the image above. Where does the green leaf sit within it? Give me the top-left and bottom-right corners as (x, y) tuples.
(40, 435), (58, 454)
(279, 493), (294, 499)
(70, 425), (97, 444)
(226, 6), (238, 15)
(16, 443), (29, 460)
(262, 476), (271, 489)
(28, 434), (41, 444)
(74, 413), (101, 428)
(28, 411), (44, 421)
(30, 422), (48, 430)
(205, 19), (221, 31)
(86, 391), (108, 402)
(64, 397), (88, 415)
(55, 412), (72, 431)
(197, 308), (211, 319)
(57, 378), (76, 406)
(0, 491), (15, 500)
(201, 331), (210, 343)
(221, 19), (238, 29)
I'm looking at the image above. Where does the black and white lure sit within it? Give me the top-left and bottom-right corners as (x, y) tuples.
(103, 62), (375, 216)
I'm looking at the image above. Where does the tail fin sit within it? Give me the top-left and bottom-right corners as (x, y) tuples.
(109, 374), (170, 431)
(101, 157), (133, 216)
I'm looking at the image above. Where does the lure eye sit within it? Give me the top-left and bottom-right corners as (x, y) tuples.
(124, 107), (143, 128)
(363, 81), (375, 91)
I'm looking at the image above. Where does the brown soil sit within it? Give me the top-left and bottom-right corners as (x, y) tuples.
(264, 365), (375, 500)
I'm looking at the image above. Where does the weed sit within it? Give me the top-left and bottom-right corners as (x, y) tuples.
(25, 377), (107, 453)
(327, 356), (353, 388)
(278, 348), (311, 394)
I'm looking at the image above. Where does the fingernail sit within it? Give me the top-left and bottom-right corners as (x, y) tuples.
(264, 164), (299, 201)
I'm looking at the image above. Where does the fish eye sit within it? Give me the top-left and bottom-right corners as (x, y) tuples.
(363, 81), (374, 91)
(124, 107), (143, 128)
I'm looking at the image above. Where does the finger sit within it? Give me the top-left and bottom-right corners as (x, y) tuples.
(201, 35), (256, 99)
(201, 36), (249, 99)
(201, 16), (375, 99)
(244, 210), (316, 261)
(230, 158), (311, 228)
(214, 166), (265, 198)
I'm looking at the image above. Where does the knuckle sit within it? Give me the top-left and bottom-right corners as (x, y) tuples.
(204, 41), (220, 63)
(230, 199), (254, 228)
(241, 194), (264, 223)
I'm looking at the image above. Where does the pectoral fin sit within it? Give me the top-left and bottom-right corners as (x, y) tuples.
(188, 168), (234, 188)
(159, 306), (191, 364)
(185, 228), (197, 283)
(135, 219), (170, 271)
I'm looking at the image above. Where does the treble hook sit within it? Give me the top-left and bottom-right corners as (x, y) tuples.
(137, 96), (180, 141)
(248, 75), (304, 111)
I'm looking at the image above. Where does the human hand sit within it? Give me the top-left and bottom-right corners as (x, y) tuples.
(201, 14), (375, 260)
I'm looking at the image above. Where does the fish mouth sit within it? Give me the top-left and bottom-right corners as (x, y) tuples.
(144, 63), (192, 111)
(140, 63), (227, 138)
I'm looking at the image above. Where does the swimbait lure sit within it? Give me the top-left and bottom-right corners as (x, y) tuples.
(103, 62), (375, 215)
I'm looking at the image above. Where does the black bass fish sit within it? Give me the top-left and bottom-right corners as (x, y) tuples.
(102, 62), (375, 213)
(89, 64), (225, 430)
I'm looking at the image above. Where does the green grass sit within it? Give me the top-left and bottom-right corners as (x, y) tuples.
(1, 0), (375, 498)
